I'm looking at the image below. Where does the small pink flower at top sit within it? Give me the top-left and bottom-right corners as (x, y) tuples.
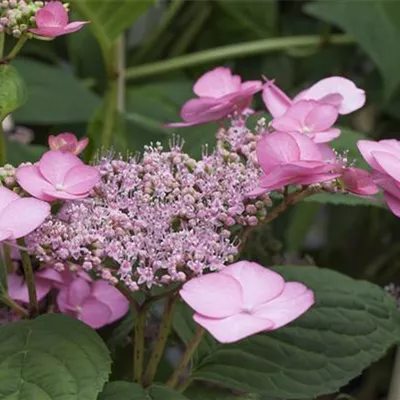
(48, 133), (88, 155)
(249, 131), (340, 196)
(180, 261), (314, 343)
(57, 277), (130, 329)
(166, 67), (262, 127)
(263, 76), (366, 118)
(358, 139), (400, 217)
(271, 100), (340, 143)
(30, 1), (88, 38)
(0, 186), (50, 242)
(16, 150), (100, 202)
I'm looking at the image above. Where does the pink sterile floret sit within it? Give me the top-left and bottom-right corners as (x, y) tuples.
(180, 261), (314, 343)
(29, 1), (88, 38)
(16, 150), (100, 201)
(48, 132), (88, 155)
(0, 186), (50, 242)
(167, 67), (262, 127)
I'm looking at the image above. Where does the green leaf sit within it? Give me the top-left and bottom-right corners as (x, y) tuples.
(0, 313), (111, 399)
(304, 192), (386, 208)
(184, 383), (259, 400)
(6, 140), (46, 166)
(13, 58), (101, 125)
(0, 64), (27, 121)
(191, 266), (400, 399)
(72, 0), (155, 54)
(304, 0), (400, 98)
(98, 381), (189, 400)
(216, 0), (277, 38)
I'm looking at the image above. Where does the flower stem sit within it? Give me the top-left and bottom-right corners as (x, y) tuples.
(166, 325), (205, 389)
(2, 243), (14, 274)
(133, 305), (146, 383)
(0, 120), (7, 166)
(388, 346), (400, 400)
(5, 34), (28, 61)
(16, 238), (38, 317)
(0, 32), (5, 60)
(125, 34), (354, 80)
(240, 187), (317, 252)
(143, 295), (176, 387)
(0, 294), (29, 317)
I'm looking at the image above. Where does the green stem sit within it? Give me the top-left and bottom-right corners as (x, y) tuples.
(388, 346), (400, 400)
(0, 294), (29, 317)
(133, 306), (146, 383)
(126, 34), (354, 80)
(0, 120), (6, 165)
(0, 32), (5, 60)
(3, 243), (14, 274)
(17, 238), (38, 317)
(5, 34), (28, 61)
(143, 295), (176, 387)
(166, 325), (205, 389)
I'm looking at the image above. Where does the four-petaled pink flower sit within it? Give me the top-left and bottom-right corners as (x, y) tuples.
(263, 76), (366, 118)
(30, 1), (88, 38)
(250, 131), (340, 195)
(48, 133), (88, 155)
(358, 139), (400, 217)
(167, 67), (262, 127)
(57, 277), (130, 329)
(16, 150), (100, 201)
(0, 186), (50, 242)
(180, 261), (314, 343)
(271, 100), (340, 143)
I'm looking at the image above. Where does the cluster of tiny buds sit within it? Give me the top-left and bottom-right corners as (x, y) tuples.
(0, 163), (22, 193)
(0, 0), (46, 37)
(386, 283), (400, 309)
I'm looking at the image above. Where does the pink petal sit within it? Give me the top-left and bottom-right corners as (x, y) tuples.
(8, 273), (52, 303)
(310, 128), (341, 144)
(193, 67), (241, 98)
(271, 116), (302, 132)
(57, 286), (70, 312)
(180, 273), (242, 318)
(75, 138), (89, 155)
(63, 165), (100, 195)
(193, 312), (273, 344)
(342, 167), (378, 196)
(281, 100), (316, 125)
(79, 298), (112, 329)
(91, 280), (129, 322)
(48, 133), (78, 152)
(0, 230), (12, 242)
(42, 189), (89, 200)
(180, 97), (233, 123)
(37, 1), (68, 27)
(0, 198), (50, 239)
(38, 150), (83, 186)
(36, 268), (64, 285)
(61, 21), (89, 35)
(373, 173), (400, 198)
(261, 81), (292, 118)
(256, 132), (301, 173)
(67, 278), (91, 308)
(16, 165), (55, 201)
(287, 132), (324, 161)
(293, 172), (340, 186)
(254, 282), (314, 329)
(0, 186), (20, 213)
(305, 104), (338, 131)
(220, 262), (285, 308)
(384, 192), (400, 218)
(29, 27), (66, 37)
(371, 151), (400, 181)
(294, 77), (366, 115)
(318, 144), (337, 163)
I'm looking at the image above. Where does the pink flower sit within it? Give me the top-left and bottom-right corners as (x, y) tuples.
(250, 131), (340, 195)
(358, 139), (400, 217)
(16, 150), (100, 201)
(0, 186), (50, 242)
(8, 269), (63, 304)
(271, 100), (340, 143)
(263, 76), (365, 117)
(48, 133), (88, 155)
(57, 277), (130, 329)
(30, 1), (88, 38)
(180, 261), (314, 343)
(167, 67), (262, 127)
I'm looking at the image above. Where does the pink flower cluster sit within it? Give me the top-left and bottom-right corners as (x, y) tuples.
(8, 265), (129, 328)
(27, 137), (268, 291)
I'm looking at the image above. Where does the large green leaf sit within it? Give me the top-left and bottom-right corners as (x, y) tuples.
(72, 0), (155, 53)
(13, 58), (100, 124)
(304, 192), (386, 208)
(0, 64), (27, 121)
(0, 314), (111, 399)
(6, 140), (46, 166)
(184, 266), (400, 399)
(304, 0), (400, 98)
(98, 381), (189, 400)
